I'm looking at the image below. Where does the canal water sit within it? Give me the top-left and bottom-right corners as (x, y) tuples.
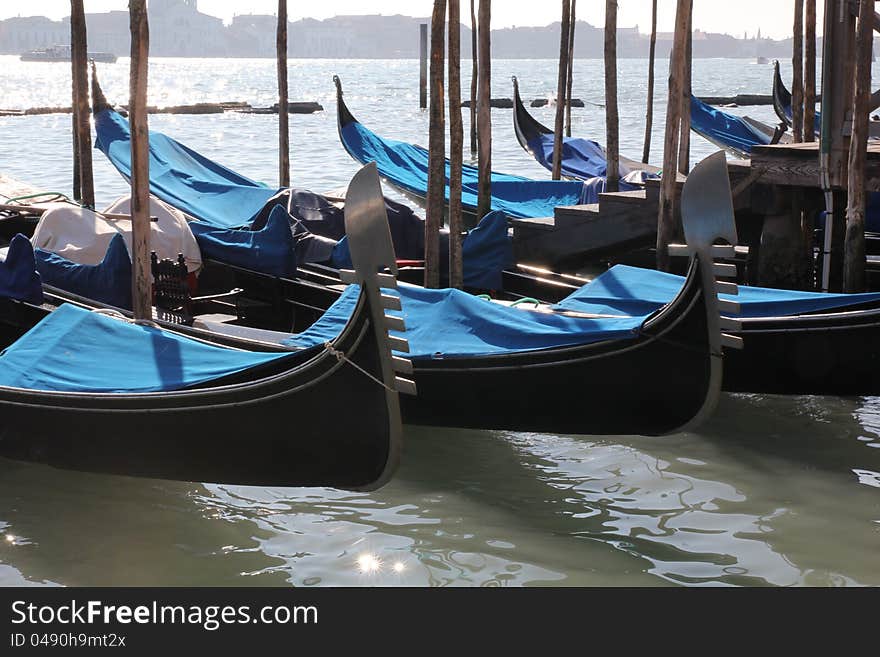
(0, 57), (878, 586)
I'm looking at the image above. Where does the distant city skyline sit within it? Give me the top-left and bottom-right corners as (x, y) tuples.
(0, 1), (824, 41)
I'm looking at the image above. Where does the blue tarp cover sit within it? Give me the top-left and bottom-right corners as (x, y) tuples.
(94, 108), (279, 229)
(35, 233), (132, 309)
(0, 303), (298, 393)
(340, 120), (588, 218)
(689, 95), (772, 155)
(189, 205), (297, 277)
(0, 234), (43, 304)
(526, 133), (610, 180)
(553, 264), (880, 318)
(284, 282), (645, 358)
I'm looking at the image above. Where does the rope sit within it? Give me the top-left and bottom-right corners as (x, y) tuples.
(510, 296), (542, 307)
(323, 341), (396, 392)
(90, 308), (159, 329)
(4, 191), (72, 204)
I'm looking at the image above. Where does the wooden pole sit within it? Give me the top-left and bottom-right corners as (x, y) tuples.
(551, 0), (572, 181)
(604, 0), (619, 191)
(843, 0), (873, 292)
(642, 0), (658, 163)
(469, 0), (478, 156)
(792, 0), (805, 143)
(70, 0), (94, 208)
(129, 0), (151, 320)
(420, 23), (428, 109)
(425, 0), (446, 289)
(565, 0), (576, 138)
(476, 0), (492, 220)
(449, 0), (464, 289)
(677, 3), (692, 175)
(804, 0), (817, 142)
(277, 0), (290, 187)
(656, 0), (692, 272)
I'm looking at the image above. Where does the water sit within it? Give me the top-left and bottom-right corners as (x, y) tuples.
(1, 57), (879, 587)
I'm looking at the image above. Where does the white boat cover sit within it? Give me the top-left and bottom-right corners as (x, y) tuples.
(30, 196), (202, 273)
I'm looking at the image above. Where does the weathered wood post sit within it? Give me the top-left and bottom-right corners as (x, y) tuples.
(425, 0), (446, 289)
(804, 0), (817, 142)
(277, 0), (290, 187)
(448, 0), (464, 289)
(70, 0), (94, 208)
(604, 0), (620, 191)
(420, 23), (428, 109)
(129, 0), (152, 320)
(551, 0), (572, 181)
(469, 0), (478, 156)
(642, 0), (658, 163)
(656, 0), (692, 272)
(476, 0), (492, 220)
(565, 0), (577, 138)
(677, 3), (692, 175)
(792, 0), (804, 143)
(843, 0), (874, 292)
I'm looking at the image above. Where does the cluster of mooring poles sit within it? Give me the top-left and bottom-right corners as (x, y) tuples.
(420, 0), (492, 289)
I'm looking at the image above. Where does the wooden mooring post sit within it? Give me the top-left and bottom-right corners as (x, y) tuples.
(792, 0), (804, 143)
(70, 0), (94, 208)
(448, 0), (464, 289)
(476, 0), (492, 220)
(564, 0), (576, 138)
(804, 0), (817, 142)
(277, 0), (290, 187)
(420, 23), (428, 110)
(469, 0), (478, 156)
(604, 0), (619, 191)
(844, 0), (875, 292)
(551, 1), (571, 181)
(129, 0), (152, 320)
(676, 3), (692, 175)
(656, 0), (692, 272)
(642, 0), (657, 164)
(425, 0), (446, 289)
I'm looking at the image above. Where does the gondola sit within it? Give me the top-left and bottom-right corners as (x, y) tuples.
(333, 75), (590, 226)
(0, 163), (414, 488)
(88, 70), (574, 301)
(511, 77), (659, 180)
(772, 60), (824, 136)
(6, 151), (738, 435)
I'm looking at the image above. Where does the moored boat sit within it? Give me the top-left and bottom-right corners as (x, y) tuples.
(20, 44), (117, 63)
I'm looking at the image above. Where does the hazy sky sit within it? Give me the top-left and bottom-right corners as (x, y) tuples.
(0, 1), (822, 40)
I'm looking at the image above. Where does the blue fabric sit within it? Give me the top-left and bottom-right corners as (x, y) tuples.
(94, 108), (279, 229)
(579, 176), (643, 205)
(527, 133), (611, 180)
(331, 209), (513, 289)
(553, 264), (880, 318)
(0, 234), (43, 304)
(190, 205), (297, 277)
(340, 120), (588, 218)
(35, 233), (133, 309)
(0, 303), (298, 393)
(689, 95), (772, 155)
(284, 283), (645, 358)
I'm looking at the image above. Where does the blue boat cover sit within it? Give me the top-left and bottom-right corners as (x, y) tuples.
(283, 282), (645, 358)
(553, 264), (880, 318)
(525, 132), (611, 180)
(35, 233), (132, 309)
(332, 209), (513, 290)
(0, 234), (43, 304)
(689, 95), (772, 155)
(189, 205), (297, 277)
(0, 303), (298, 393)
(94, 108), (279, 229)
(340, 120), (589, 218)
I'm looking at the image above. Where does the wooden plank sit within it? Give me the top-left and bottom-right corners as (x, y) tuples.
(448, 0), (464, 288)
(551, 0), (572, 180)
(277, 0), (290, 187)
(469, 1), (478, 155)
(642, 0), (658, 163)
(71, 1), (94, 208)
(476, 0), (491, 219)
(425, 0), (446, 289)
(804, 0), (817, 141)
(792, 0), (804, 142)
(564, 0), (576, 138)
